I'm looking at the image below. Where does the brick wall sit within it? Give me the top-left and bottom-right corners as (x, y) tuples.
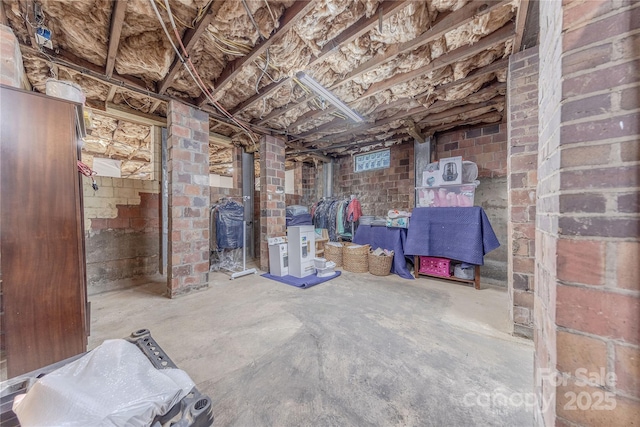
(302, 163), (317, 207)
(436, 123), (508, 286)
(83, 177), (160, 294)
(259, 135), (286, 270)
(436, 123), (507, 178)
(334, 142), (414, 217)
(166, 101), (210, 297)
(0, 25), (24, 88)
(535, 1), (563, 424)
(536, 1), (640, 425)
(507, 46), (539, 339)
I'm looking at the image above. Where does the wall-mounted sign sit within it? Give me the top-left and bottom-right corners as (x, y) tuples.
(354, 149), (390, 172)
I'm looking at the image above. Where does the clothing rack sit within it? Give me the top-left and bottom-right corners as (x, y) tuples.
(311, 195), (362, 242)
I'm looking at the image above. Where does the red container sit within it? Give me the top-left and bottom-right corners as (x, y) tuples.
(419, 256), (451, 277)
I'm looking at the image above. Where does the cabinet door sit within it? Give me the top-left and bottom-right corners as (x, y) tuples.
(1, 87), (87, 377)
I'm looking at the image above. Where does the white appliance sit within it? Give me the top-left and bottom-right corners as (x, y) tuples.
(287, 225), (316, 278)
(268, 236), (288, 277)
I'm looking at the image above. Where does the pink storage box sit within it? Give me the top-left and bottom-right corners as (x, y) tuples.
(418, 256), (451, 277)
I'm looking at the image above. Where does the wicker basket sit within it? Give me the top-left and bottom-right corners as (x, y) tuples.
(343, 244), (370, 273)
(369, 251), (394, 276)
(324, 243), (343, 267)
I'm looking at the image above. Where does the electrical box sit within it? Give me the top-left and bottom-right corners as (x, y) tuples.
(287, 225), (316, 278)
(268, 237), (288, 277)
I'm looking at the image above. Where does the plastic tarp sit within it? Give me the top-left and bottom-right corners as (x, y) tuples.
(12, 339), (194, 427)
(215, 200), (244, 249)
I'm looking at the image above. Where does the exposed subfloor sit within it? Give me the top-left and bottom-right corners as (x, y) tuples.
(89, 270), (534, 426)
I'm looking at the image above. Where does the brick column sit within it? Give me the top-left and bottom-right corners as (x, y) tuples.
(166, 100), (210, 298)
(0, 25), (24, 88)
(293, 161), (303, 197)
(259, 135), (286, 270)
(231, 146), (243, 190)
(507, 46), (539, 339)
(301, 163), (316, 207)
(535, 1), (640, 425)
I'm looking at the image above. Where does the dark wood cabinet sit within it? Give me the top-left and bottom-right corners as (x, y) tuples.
(1, 85), (88, 377)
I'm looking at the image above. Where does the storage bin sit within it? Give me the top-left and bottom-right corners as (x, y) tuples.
(369, 251), (394, 276)
(325, 242), (343, 266)
(343, 244), (370, 273)
(418, 256), (451, 277)
(454, 264), (475, 280)
(416, 181), (479, 207)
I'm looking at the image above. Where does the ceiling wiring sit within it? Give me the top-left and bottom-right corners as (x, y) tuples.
(153, 0), (193, 28)
(241, 0), (263, 39)
(153, 0), (258, 147)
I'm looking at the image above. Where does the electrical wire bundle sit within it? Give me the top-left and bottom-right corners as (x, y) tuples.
(148, 0), (258, 146)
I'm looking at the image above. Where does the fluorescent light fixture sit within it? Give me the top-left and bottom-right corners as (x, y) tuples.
(296, 72), (364, 123)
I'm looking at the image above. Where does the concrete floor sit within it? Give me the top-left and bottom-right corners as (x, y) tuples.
(89, 270), (534, 426)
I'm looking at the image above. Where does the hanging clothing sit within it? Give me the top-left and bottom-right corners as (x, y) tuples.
(347, 198), (363, 222)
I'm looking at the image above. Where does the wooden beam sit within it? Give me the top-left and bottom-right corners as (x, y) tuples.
(229, 77), (289, 115)
(20, 1), (38, 49)
(104, 85), (118, 109)
(338, 0), (510, 89)
(306, 92), (504, 146)
(427, 112), (503, 134)
(105, 0), (128, 78)
(87, 102), (167, 127)
(158, 0), (224, 94)
(0, 0), (8, 26)
(417, 96), (504, 125)
(255, 92), (314, 125)
(197, 0), (314, 106)
(310, 1), (410, 67)
(361, 22), (515, 101)
(148, 99), (162, 114)
(513, 0), (530, 53)
(259, 0), (510, 125)
(209, 132), (233, 148)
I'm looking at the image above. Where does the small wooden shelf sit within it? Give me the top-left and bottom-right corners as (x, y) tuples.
(413, 256), (480, 290)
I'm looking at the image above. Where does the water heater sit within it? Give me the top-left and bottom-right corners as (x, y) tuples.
(287, 225), (316, 278)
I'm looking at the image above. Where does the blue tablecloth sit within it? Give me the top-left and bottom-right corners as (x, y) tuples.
(404, 207), (500, 265)
(353, 225), (413, 280)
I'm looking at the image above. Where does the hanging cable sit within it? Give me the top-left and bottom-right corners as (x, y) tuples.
(78, 160), (99, 191)
(150, 0), (257, 146)
(241, 0), (263, 39)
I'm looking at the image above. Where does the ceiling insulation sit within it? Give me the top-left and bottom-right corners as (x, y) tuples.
(5, 0), (525, 165)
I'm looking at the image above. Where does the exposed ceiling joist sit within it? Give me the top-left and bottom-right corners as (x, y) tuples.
(86, 102), (232, 148)
(20, 1), (38, 49)
(261, 0), (510, 126)
(229, 77), (289, 115)
(19, 43), (152, 92)
(513, 0), (530, 53)
(105, 0), (128, 78)
(428, 111), (503, 134)
(404, 119), (425, 143)
(0, 0), (8, 25)
(197, 0), (315, 106)
(230, 0), (408, 118)
(158, 0), (224, 94)
(310, 0), (410, 68)
(309, 91), (504, 147)
(419, 96), (504, 124)
(339, 0), (510, 89)
(300, 79), (506, 142)
(148, 99), (162, 114)
(361, 22), (515, 100)
(230, 0), (410, 118)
